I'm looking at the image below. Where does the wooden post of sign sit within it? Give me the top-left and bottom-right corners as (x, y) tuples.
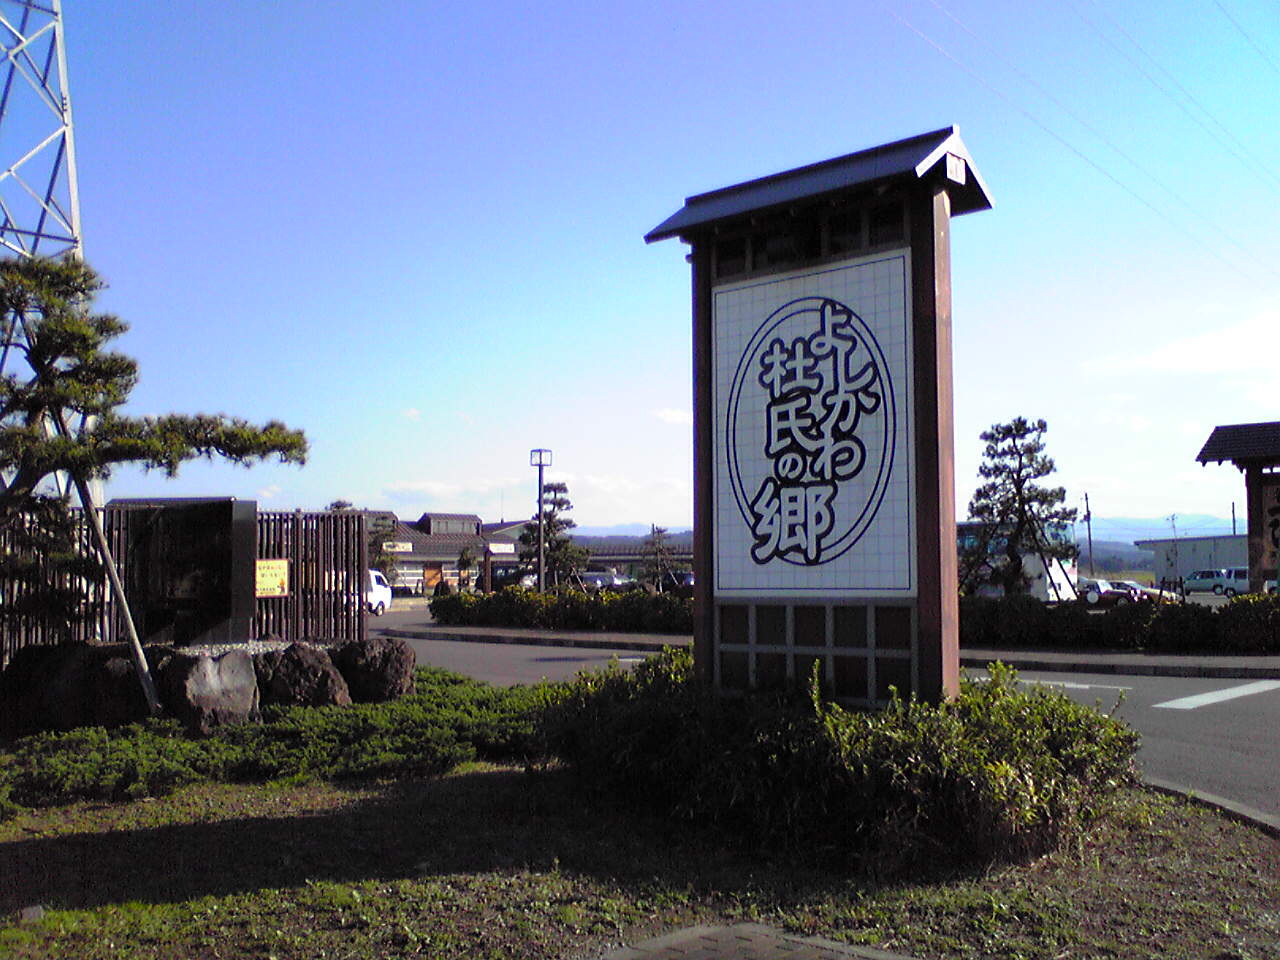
(910, 184), (960, 699)
(691, 241), (716, 686)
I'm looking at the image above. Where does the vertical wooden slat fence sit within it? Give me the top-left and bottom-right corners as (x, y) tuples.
(254, 510), (366, 644)
(2, 507), (365, 668)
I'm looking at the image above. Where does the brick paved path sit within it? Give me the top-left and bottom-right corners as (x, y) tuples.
(592, 923), (920, 960)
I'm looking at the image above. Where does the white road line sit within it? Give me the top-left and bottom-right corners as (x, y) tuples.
(1153, 680), (1280, 711)
(1028, 680), (1133, 692)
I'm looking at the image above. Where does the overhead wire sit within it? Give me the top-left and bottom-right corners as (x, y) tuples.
(1210, 0), (1280, 79)
(873, 0), (1268, 283)
(1071, 0), (1280, 196)
(922, 0), (1280, 279)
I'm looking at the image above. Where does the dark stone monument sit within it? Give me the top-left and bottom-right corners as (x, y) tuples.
(111, 498), (257, 645)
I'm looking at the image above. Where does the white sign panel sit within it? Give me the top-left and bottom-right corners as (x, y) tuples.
(713, 252), (915, 597)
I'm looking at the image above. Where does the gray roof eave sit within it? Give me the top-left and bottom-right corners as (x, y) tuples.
(645, 126), (992, 244)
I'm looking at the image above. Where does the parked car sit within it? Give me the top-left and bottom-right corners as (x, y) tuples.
(366, 569), (392, 616)
(1221, 567), (1249, 597)
(1077, 577), (1138, 606)
(1111, 579), (1157, 602)
(1182, 569), (1227, 596)
(576, 572), (635, 592)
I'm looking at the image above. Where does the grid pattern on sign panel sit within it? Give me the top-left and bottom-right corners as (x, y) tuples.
(712, 252), (915, 598)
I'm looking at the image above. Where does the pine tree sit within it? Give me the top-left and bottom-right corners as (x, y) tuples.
(0, 257), (307, 659)
(640, 524), (678, 591)
(960, 417), (1078, 596)
(518, 481), (588, 587)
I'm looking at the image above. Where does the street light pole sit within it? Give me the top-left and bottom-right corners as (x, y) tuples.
(530, 448), (552, 592)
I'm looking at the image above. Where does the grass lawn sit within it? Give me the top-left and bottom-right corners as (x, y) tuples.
(0, 765), (1276, 960)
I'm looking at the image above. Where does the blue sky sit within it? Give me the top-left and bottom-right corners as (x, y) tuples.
(53, 0), (1280, 530)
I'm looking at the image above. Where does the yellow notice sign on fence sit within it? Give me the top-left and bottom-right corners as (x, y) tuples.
(256, 559), (290, 598)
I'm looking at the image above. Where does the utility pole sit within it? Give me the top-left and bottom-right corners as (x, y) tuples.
(1231, 502), (1237, 536)
(530, 449), (551, 592)
(1083, 492), (1095, 578)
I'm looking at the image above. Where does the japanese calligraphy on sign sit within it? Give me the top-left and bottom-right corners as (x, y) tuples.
(714, 255), (914, 597)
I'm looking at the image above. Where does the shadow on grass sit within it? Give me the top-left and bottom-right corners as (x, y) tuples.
(0, 767), (821, 914)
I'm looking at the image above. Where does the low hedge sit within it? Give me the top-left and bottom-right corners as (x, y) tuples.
(0, 667), (542, 810)
(961, 593), (1280, 653)
(430, 586), (693, 634)
(540, 647), (1137, 874)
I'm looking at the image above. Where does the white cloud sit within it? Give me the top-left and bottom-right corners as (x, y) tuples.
(400, 408), (421, 421)
(257, 484), (282, 500)
(383, 476), (518, 500)
(1086, 308), (1279, 377)
(654, 408), (693, 426)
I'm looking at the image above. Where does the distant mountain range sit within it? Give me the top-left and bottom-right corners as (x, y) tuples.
(567, 517), (1237, 573)
(1083, 515), (1237, 543)
(572, 517), (1238, 544)
(573, 524), (692, 537)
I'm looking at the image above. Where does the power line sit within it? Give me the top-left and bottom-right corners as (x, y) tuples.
(1071, 0), (1280, 197)
(922, 0), (1280, 279)
(873, 0), (1270, 283)
(1210, 0), (1280, 79)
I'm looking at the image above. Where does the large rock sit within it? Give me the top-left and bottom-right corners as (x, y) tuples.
(0, 644), (152, 737)
(330, 636), (415, 702)
(154, 649), (260, 735)
(252, 643), (351, 708)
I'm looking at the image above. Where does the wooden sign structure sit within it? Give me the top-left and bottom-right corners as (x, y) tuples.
(1196, 421), (1280, 595)
(646, 127), (992, 704)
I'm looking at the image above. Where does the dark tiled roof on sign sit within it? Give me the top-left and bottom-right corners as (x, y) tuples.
(1196, 421), (1280, 465)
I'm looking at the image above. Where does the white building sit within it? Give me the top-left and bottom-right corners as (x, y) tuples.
(1133, 534), (1245, 583)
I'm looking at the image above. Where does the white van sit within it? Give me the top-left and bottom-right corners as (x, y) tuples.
(366, 569), (392, 615)
(1222, 567), (1249, 597)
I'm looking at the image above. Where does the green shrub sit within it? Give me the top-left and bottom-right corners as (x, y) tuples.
(1215, 593), (1280, 653)
(3, 720), (236, 806)
(430, 585), (693, 634)
(0, 667), (542, 811)
(1146, 601), (1218, 652)
(540, 650), (1138, 874)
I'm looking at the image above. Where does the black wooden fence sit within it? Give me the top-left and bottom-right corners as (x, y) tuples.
(255, 510), (367, 644)
(1, 507), (365, 668)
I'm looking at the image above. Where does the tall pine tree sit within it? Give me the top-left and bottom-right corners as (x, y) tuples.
(960, 417), (1078, 596)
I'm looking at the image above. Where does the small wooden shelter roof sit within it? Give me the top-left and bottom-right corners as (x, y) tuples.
(644, 125), (992, 244)
(1196, 421), (1280, 467)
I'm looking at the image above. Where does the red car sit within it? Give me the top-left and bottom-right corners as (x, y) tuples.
(1077, 578), (1140, 606)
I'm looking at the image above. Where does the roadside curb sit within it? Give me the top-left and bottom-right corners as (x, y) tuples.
(1142, 776), (1280, 840)
(382, 629), (685, 654)
(959, 654), (1280, 680)
(384, 629), (1280, 680)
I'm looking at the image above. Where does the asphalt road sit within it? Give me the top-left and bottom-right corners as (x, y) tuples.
(1009, 670), (1280, 824)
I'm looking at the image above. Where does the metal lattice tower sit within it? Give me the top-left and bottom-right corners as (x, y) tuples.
(0, 0), (97, 500)
(0, 0), (84, 448)
(0, 0), (81, 262)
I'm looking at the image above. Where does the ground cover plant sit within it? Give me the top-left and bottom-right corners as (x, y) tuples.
(0, 667), (541, 810)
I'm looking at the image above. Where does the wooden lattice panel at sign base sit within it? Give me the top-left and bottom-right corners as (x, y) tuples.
(715, 602), (915, 706)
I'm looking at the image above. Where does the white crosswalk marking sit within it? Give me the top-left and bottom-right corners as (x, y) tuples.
(1153, 681), (1280, 710)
